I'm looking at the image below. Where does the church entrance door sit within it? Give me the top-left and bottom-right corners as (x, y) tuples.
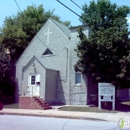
(28, 74), (40, 96)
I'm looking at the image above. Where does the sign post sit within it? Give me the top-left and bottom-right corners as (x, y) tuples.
(98, 83), (115, 110)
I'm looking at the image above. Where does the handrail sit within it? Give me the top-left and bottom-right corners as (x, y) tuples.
(20, 85), (40, 97)
(31, 85), (40, 97)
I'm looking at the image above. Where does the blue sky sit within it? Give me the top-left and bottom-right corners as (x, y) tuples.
(0, 0), (130, 27)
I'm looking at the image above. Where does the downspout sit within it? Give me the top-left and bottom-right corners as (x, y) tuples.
(60, 47), (69, 82)
(60, 37), (72, 105)
(57, 37), (72, 104)
(69, 36), (72, 105)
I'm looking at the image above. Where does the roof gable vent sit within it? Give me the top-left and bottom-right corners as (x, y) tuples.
(42, 48), (53, 55)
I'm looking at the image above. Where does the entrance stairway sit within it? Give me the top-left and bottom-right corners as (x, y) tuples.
(19, 85), (52, 110)
(33, 96), (52, 110)
(19, 96), (52, 110)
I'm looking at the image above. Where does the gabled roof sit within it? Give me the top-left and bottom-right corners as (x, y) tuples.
(23, 56), (59, 72)
(36, 56), (59, 71)
(15, 18), (71, 65)
(50, 18), (71, 37)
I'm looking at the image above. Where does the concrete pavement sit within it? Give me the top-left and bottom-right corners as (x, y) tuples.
(0, 107), (130, 122)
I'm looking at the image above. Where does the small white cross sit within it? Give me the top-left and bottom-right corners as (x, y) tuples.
(44, 28), (53, 45)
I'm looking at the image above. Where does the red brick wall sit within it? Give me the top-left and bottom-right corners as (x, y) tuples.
(19, 96), (43, 109)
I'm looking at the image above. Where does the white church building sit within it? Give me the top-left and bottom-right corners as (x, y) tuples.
(15, 18), (95, 106)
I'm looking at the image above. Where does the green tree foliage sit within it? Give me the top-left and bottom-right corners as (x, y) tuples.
(0, 45), (9, 82)
(75, 0), (130, 87)
(0, 4), (70, 101)
(0, 44), (15, 99)
(0, 4), (70, 59)
(0, 4), (70, 80)
(0, 44), (10, 94)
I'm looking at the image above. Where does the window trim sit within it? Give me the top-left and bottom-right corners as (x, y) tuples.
(28, 74), (40, 86)
(75, 72), (81, 86)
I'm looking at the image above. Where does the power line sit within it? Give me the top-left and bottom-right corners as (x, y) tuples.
(56, 0), (86, 22)
(70, 0), (83, 11)
(14, 0), (68, 52)
(14, 0), (86, 52)
(14, 0), (49, 48)
(57, 0), (81, 19)
(14, 0), (22, 12)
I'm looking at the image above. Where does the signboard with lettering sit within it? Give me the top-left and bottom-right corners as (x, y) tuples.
(98, 83), (115, 110)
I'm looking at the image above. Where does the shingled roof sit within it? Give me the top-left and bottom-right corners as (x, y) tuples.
(50, 18), (71, 37)
(36, 56), (59, 71)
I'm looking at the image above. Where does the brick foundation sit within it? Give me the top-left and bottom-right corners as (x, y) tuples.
(19, 96), (52, 110)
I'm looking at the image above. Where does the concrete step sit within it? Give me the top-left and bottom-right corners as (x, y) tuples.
(33, 96), (52, 110)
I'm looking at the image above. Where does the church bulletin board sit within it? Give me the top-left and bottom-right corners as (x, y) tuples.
(98, 83), (115, 110)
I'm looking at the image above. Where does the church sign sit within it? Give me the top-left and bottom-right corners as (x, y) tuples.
(98, 83), (115, 110)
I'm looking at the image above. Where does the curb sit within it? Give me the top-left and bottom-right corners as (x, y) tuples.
(0, 111), (106, 121)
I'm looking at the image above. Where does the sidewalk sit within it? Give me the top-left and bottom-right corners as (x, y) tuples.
(0, 108), (130, 122)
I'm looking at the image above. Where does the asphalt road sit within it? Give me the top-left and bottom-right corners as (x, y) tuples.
(0, 115), (120, 130)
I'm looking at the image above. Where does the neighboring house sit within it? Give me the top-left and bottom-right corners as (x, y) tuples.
(15, 18), (94, 106)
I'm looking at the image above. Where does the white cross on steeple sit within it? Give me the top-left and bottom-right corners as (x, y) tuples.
(44, 28), (53, 45)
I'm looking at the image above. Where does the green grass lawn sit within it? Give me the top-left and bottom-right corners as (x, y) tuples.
(59, 106), (118, 113)
(3, 103), (19, 109)
(59, 100), (130, 113)
(2, 100), (130, 113)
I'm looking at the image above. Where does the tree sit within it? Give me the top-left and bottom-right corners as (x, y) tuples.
(0, 5), (70, 59)
(0, 45), (9, 83)
(0, 4), (70, 75)
(0, 4), (70, 102)
(0, 44), (10, 93)
(75, 0), (130, 88)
